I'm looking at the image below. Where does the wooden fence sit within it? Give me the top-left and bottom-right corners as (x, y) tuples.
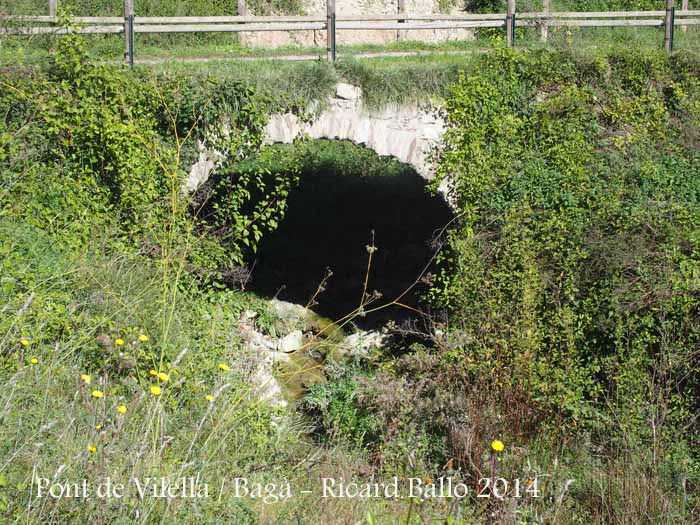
(2, 0), (699, 65)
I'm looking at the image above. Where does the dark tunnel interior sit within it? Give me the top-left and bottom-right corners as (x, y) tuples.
(244, 140), (454, 328)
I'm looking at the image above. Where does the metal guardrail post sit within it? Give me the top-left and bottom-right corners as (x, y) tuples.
(326, 0), (336, 61)
(506, 0), (515, 47)
(664, 0), (675, 52)
(128, 14), (135, 66)
(397, 0), (406, 40)
(124, 0), (134, 65)
(332, 12), (337, 60)
(49, 0), (57, 17)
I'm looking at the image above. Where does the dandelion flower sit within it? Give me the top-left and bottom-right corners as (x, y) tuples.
(138, 334), (149, 342)
(19, 339), (30, 347)
(95, 424), (103, 430)
(150, 385), (161, 396)
(157, 372), (169, 382)
(81, 374), (91, 384)
(91, 390), (104, 399)
(29, 357), (38, 365)
(87, 444), (97, 454)
(117, 405), (127, 414)
(491, 439), (505, 453)
(218, 363), (230, 372)
(205, 394), (213, 402)
(115, 338), (125, 346)
(149, 369), (158, 377)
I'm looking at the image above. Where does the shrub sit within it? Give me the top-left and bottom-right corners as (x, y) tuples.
(429, 48), (700, 468)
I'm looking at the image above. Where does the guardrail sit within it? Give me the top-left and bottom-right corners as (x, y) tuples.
(2, 2), (699, 65)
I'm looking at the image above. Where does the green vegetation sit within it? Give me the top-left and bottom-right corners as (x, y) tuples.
(0, 0), (302, 16)
(141, 53), (468, 111)
(1, 16), (700, 525)
(311, 47), (700, 522)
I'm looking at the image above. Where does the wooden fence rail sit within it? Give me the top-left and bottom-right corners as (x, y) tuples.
(1, 5), (698, 64)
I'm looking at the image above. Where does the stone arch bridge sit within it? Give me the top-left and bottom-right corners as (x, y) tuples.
(185, 82), (446, 192)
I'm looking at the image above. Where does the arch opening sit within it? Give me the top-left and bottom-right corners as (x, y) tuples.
(244, 140), (453, 329)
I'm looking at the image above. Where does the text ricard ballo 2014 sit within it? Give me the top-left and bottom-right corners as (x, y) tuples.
(34, 475), (542, 504)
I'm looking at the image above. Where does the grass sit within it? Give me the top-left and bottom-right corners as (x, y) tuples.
(143, 52), (475, 109)
(136, 24), (700, 111)
(1, 24), (699, 111)
(4, 221), (688, 523)
(334, 54), (471, 108)
(0, 220), (403, 524)
(0, 219), (604, 525)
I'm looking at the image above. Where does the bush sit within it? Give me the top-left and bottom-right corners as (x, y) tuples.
(426, 46), (699, 489)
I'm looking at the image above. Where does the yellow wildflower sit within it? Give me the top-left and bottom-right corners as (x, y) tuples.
(218, 363), (230, 372)
(81, 374), (91, 384)
(205, 395), (213, 402)
(138, 334), (149, 342)
(117, 405), (127, 414)
(149, 369), (158, 377)
(91, 390), (104, 399)
(115, 338), (125, 346)
(150, 385), (161, 396)
(157, 372), (169, 382)
(19, 339), (30, 347)
(95, 424), (102, 430)
(87, 444), (97, 454)
(491, 439), (505, 453)
(29, 357), (38, 365)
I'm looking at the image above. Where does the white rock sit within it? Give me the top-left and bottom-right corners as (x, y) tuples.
(185, 154), (214, 193)
(335, 82), (363, 101)
(278, 330), (304, 353)
(343, 330), (387, 357)
(269, 299), (310, 321)
(245, 328), (278, 351)
(252, 365), (288, 409)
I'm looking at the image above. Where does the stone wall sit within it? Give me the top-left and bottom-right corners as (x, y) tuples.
(240, 0), (473, 48)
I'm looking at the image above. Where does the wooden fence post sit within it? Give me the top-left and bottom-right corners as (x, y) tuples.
(506, 0), (515, 47)
(326, 0), (336, 61)
(49, 0), (57, 17)
(664, 0), (674, 53)
(397, 0), (406, 40)
(124, 0), (134, 65)
(540, 0), (549, 42)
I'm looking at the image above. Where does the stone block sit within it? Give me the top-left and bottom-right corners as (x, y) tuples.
(335, 82), (362, 101)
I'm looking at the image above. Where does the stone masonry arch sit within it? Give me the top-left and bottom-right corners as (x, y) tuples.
(185, 82), (447, 193)
(263, 83), (446, 180)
